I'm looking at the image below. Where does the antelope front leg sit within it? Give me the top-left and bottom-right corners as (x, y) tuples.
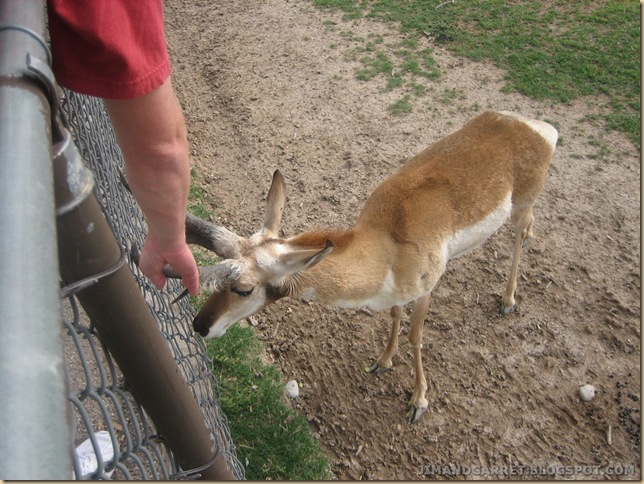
(407, 294), (431, 423)
(501, 209), (534, 315)
(368, 306), (402, 375)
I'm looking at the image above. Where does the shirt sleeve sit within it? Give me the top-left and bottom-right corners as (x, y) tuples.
(47, 0), (171, 100)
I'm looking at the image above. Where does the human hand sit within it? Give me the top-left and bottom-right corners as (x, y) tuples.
(138, 235), (200, 296)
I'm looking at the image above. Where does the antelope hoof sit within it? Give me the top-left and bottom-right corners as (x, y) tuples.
(500, 303), (515, 316)
(367, 361), (392, 375)
(407, 403), (428, 423)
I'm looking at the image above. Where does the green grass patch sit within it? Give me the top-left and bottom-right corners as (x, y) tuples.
(355, 50), (394, 81)
(348, 37), (440, 111)
(313, 0), (640, 148)
(206, 325), (332, 480)
(188, 168), (214, 220)
(389, 94), (413, 115)
(439, 87), (464, 106)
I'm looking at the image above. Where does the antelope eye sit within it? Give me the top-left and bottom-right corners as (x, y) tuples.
(231, 286), (254, 297)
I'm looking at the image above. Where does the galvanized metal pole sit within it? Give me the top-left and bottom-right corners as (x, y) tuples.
(0, 0), (72, 479)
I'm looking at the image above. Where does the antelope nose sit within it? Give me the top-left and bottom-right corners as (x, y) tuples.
(193, 318), (209, 337)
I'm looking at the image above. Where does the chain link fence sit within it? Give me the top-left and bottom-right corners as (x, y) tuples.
(59, 89), (245, 480)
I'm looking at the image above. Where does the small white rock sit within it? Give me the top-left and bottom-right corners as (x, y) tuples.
(285, 380), (299, 399)
(579, 384), (596, 402)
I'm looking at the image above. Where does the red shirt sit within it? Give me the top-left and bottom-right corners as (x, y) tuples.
(47, 0), (171, 99)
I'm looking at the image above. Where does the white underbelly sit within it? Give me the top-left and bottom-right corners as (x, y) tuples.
(334, 270), (402, 311)
(445, 193), (512, 260)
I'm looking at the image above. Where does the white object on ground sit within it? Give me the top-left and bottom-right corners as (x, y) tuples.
(579, 384), (596, 402)
(74, 430), (115, 479)
(285, 380), (299, 398)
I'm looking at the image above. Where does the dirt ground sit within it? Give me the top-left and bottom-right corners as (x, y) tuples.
(164, 1), (640, 480)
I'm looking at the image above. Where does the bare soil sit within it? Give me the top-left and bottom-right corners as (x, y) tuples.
(164, 1), (640, 479)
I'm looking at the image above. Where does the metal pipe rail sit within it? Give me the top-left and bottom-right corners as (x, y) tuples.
(55, 129), (236, 480)
(0, 0), (71, 479)
(0, 0), (238, 478)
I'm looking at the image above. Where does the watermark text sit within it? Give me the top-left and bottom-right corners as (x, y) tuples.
(419, 463), (637, 478)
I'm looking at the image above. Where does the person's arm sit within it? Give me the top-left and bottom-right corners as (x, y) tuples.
(104, 78), (199, 295)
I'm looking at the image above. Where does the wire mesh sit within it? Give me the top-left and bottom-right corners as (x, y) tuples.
(58, 89), (245, 480)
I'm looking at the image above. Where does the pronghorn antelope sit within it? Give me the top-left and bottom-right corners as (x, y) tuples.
(176, 111), (558, 422)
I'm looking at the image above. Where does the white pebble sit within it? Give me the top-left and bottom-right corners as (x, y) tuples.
(285, 380), (299, 399)
(579, 384), (596, 402)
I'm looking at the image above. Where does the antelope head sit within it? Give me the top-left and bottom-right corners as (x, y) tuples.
(186, 170), (333, 339)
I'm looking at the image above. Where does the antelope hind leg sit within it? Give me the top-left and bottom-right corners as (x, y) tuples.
(407, 295), (431, 423)
(501, 208), (534, 315)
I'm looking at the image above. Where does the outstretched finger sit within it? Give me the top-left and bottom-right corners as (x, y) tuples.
(180, 265), (199, 296)
(165, 249), (199, 296)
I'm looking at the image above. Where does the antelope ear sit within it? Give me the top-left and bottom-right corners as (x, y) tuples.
(262, 170), (286, 237)
(279, 240), (334, 274)
(198, 260), (246, 293)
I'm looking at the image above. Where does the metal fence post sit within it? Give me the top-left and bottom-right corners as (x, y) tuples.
(0, 0), (72, 479)
(55, 126), (236, 480)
